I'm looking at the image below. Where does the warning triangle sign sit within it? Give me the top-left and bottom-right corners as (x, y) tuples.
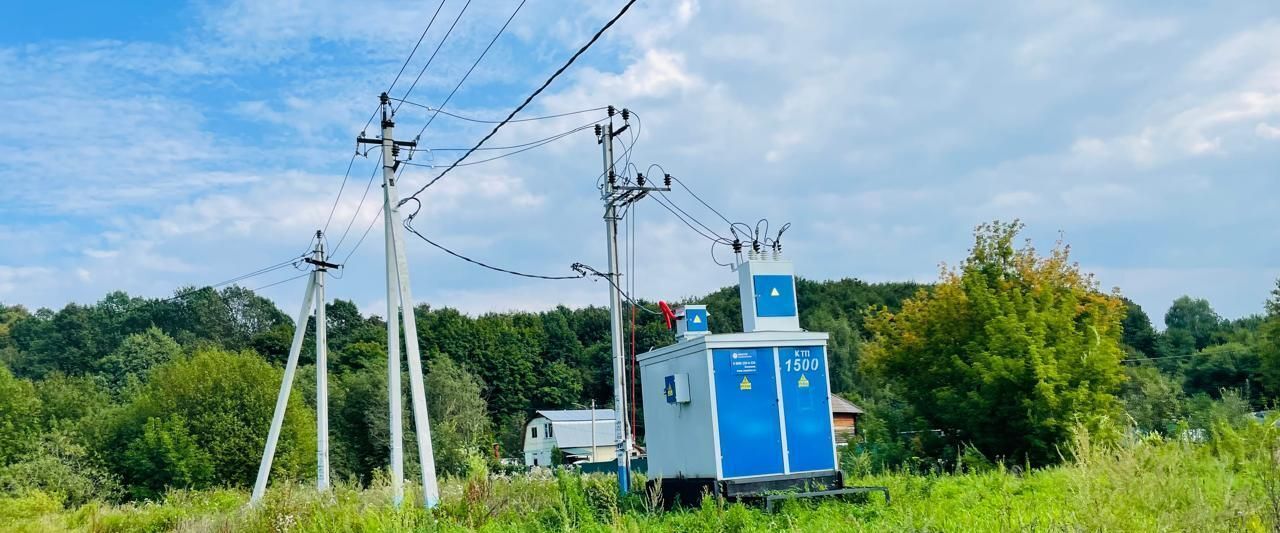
(798, 374), (810, 388)
(739, 376), (752, 391)
(770, 287), (780, 297)
(692, 315), (702, 324)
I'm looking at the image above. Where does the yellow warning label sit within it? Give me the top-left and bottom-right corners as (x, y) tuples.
(692, 315), (702, 323)
(740, 376), (752, 391)
(770, 287), (781, 297)
(665, 384), (674, 398)
(798, 374), (810, 388)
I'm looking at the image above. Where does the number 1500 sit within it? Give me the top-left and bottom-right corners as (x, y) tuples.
(784, 358), (819, 372)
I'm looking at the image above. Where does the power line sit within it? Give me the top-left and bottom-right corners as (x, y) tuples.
(339, 204), (386, 267)
(386, 0), (449, 96)
(400, 201), (586, 280)
(401, 0), (638, 201)
(401, 120), (602, 169)
(330, 152), (384, 256)
(575, 263), (661, 315)
(321, 150), (365, 234)
(649, 192), (730, 244)
(1121, 349), (1256, 364)
(248, 272), (312, 293)
(394, 0), (472, 114)
(408, 0), (525, 139)
(392, 98), (607, 124)
(158, 255), (308, 304)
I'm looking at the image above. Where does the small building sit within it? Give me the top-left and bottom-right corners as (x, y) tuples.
(830, 394), (864, 444)
(522, 409), (616, 467)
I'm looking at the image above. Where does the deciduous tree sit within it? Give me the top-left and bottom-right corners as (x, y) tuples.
(864, 221), (1126, 465)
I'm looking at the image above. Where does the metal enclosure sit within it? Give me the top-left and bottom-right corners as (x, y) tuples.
(737, 258), (801, 333)
(639, 331), (837, 485)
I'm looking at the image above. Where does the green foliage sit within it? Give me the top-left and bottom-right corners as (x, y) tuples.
(425, 354), (493, 476)
(1183, 342), (1260, 399)
(34, 373), (111, 440)
(4, 431), (1279, 531)
(104, 348), (314, 494)
(330, 366), (391, 484)
(1165, 296), (1224, 351)
(1121, 365), (1186, 434)
(122, 416), (215, 500)
(0, 365), (42, 464)
(96, 327), (181, 391)
(0, 430), (121, 507)
(865, 221), (1127, 465)
(1120, 298), (1158, 358)
(1, 251), (1276, 505)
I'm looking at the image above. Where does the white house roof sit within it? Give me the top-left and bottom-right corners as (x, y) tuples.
(530, 409), (617, 449)
(550, 420), (616, 449)
(536, 409), (616, 422)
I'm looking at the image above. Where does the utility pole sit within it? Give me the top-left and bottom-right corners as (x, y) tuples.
(313, 232), (330, 491)
(590, 399), (597, 462)
(251, 231), (340, 504)
(596, 107), (668, 495)
(358, 93), (439, 509)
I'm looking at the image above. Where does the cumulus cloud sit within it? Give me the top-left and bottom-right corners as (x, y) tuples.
(1, 1), (1278, 321)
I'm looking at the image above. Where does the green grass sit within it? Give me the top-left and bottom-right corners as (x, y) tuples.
(3, 426), (1278, 532)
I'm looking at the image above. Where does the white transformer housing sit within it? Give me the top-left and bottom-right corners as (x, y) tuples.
(639, 331), (839, 504)
(737, 258), (800, 333)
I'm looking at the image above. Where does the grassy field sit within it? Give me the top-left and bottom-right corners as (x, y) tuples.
(3, 424), (1277, 532)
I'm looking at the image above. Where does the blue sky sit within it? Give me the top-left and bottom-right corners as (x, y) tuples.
(0, 0), (1277, 323)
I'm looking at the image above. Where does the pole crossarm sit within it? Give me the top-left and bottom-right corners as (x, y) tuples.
(302, 257), (342, 270)
(605, 185), (670, 208)
(357, 137), (418, 148)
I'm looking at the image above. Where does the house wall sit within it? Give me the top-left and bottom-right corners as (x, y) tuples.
(833, 413), (857, 445)
(561, 445), (615, 463)
(522, 416), (555, 467)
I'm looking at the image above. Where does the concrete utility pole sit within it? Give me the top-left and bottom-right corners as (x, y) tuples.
(313, 233), (331, 491)
(358, 93), (439, 509)
(596, 108), (668, 495)
(251, 231), (339, 504)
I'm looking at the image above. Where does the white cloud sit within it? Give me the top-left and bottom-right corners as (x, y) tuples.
(1, 0), (1278, 322)
(1258, 122), (1280, 140)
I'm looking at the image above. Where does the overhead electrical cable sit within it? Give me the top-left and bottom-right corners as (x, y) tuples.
(401, 119), (603, 169)
(339, 204), (386, 267)
(575, 263), (660, 315)
(330, 152), (384, 256)
(249, 272), (312, 293)
(157, 255), (307, 304)
(408, 0), (525, 139)
(649, 193), (730, 244)
(387, 0), (449, 97)
(321, 150), (366, 235)
(401, 0), (638, 201)
(393, 0), (472, 114)
(392, 98), (607, 124)
(399, 199), (586, 280)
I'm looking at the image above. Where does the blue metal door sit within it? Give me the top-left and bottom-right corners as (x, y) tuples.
(753, 275), (797, 317)
(778, 346), (836, 472)
(712, 348), (784, 478)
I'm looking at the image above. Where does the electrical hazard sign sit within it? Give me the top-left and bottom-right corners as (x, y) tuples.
(770, 287), (780, 297)
(692, 314), (702, 323)
(798, 374), (810, 388)
(739, 376), (752, 391)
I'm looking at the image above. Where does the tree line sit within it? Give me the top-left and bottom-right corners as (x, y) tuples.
(2, 220), (1277, 503)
